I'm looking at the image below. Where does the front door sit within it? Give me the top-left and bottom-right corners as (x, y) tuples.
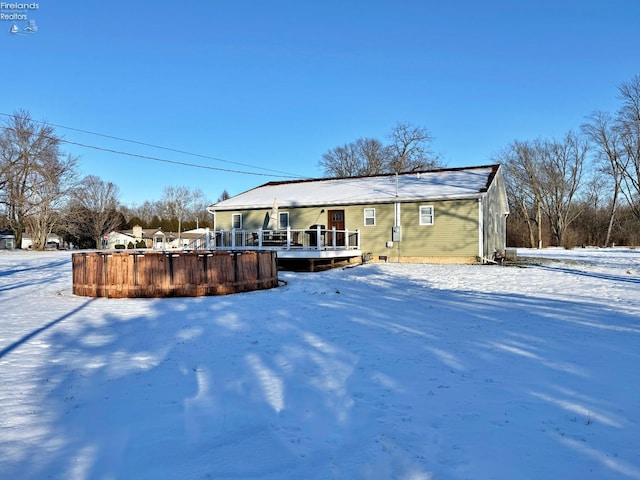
(327, 209), (345, 246)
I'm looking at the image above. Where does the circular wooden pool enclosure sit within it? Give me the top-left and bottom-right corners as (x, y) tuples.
(72, 250), (278, 298)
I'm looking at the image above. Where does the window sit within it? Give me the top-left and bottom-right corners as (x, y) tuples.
(364, 208), (376, 226)
(279, 212), (289, 228)
(419, 205), (434, 225)
(232, 213), (242, 229)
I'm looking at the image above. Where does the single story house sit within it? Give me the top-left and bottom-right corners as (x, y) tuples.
(106, 225), (210, 250)
(0, 229), (15, 250)
(106, 225), (157, 249)
(21, 233), (63, 250)
(207, 164), (509, 264)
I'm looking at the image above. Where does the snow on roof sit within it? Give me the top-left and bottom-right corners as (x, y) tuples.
(211, 164), (500, 210)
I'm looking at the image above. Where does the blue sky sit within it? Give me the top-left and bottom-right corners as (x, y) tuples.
(2, 1), (639, 206)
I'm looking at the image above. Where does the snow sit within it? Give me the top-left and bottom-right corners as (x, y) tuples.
(1, 247), (639, 479)
(213, 166), (497, 209)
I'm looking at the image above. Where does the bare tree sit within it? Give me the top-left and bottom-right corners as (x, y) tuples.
(579, 174), (609, 246)
(357, 138), (391, 174)
(582, 111), (624, 246)
(24, 152), (78, 249)
(66, 175), (122, 249)
(500, 140), (544, 248)
(538, 132), (589, 246)
(0, 110), (77, 249)
(500, 133), (588, 247)
(126, 200), (163, 226)
(190, 188), (211, 229)
(320, 138), (388, 177)
(387, 122), (442, 173)
(320, 142), (357, 177)
(320, 123), (442, 177)
(616, 75), (640, 221)
(161, 186), (191, 240)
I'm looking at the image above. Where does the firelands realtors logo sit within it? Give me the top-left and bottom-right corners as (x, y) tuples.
(1, 2), (39, 35)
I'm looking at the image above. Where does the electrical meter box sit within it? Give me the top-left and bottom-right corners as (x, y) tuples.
(392, 226), (402, 242)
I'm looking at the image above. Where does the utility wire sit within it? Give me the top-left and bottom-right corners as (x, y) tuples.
(0, 111), (309, 179)
(60, 139), (302, 178)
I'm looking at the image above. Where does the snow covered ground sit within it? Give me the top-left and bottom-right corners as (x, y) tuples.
(1, 247), (639, 480)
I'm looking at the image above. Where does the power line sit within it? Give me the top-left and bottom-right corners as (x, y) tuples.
(0, 111), (309, 179)
(60, 139), (302, 178)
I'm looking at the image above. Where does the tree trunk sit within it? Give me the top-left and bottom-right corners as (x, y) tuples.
(537, 202), (543, 249)
(604, 183), (620, 247)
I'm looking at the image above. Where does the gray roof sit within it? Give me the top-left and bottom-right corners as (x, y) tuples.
(210, 164), (501, 211)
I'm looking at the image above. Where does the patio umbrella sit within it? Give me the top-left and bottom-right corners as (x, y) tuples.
(267, 198), (279, 230)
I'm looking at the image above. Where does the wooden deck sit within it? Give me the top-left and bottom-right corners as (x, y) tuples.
(209, 227), (362, 260)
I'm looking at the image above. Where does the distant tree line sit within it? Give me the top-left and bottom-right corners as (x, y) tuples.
(120, 186), (214, 239)
(0, 110), (218, 250)
(498, 74), (640, 248)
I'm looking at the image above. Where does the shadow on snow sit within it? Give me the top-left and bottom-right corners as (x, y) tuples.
(1, 261), (639, 479)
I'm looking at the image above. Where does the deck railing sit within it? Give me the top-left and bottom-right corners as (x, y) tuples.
(213, 226), (360, 251)
(166, 226), (360, 252)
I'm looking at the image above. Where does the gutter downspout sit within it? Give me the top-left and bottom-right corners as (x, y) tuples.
(478, 197), (484, 263)
(206, 207), (217, 231)
(394, 173), (401, 262)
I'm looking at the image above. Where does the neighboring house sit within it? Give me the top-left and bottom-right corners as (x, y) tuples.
(106, 225), (156, 249)
(207, 164), (509, 263)
(147, 228), (210, 250)
(106, 225), (210, 250)
(21, 233), (63, 250)
(0, 229), (15, 250)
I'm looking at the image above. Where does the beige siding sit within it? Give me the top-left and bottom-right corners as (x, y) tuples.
(344, 204), (395, 255)
(287, 208), (330, 229)
(214, 199), (480, 261)
(353, 200), (480, 259)
(397, 200), (479, 258)
(216, 207), (339, 231)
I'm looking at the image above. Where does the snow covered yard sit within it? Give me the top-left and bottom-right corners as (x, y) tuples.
(1, 248), (639, 480)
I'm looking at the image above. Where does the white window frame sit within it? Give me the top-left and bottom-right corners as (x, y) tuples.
(279, 211), (289, 229)
(364, 208), (376, 226)
(232, 213), (243, 229)
(419, 205), (434, 226)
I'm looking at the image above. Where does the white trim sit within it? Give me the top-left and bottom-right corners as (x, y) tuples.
(364, 208), (376, 226)
(419, 205), (434, 226)
(278, 211), (290, 228)
(232, 213), (243, 229)
(478, 197), (484, 260)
